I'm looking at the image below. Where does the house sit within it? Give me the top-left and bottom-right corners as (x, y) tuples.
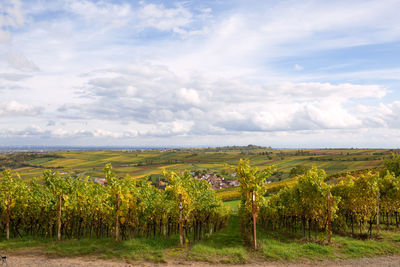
(94, 178), (107, 185)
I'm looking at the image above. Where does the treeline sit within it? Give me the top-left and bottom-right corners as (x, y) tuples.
(0, 153), (64, 171)
(136, 158), (183, 166)
(0, 165), (229, 245)
(257, 149), (393, 162)
(307, 155), (384, 161)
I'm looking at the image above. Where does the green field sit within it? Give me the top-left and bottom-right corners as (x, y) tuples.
(224, 199), (241, 212)
(0, 147), (393, 180)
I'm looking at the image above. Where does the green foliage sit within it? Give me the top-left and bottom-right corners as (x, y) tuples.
(289, 165), (310, 178)
(0, 169), (22, 203)
(0, 166), (229, 243)
(235, 159), (275, 245)
(331, 171), (382, 235)
(261, 167), (400, 240)
(384, 153), (400, 177)
(260, 168), (340, 239)
(43, 170), (70, 195)
(236, 159), (275, 212)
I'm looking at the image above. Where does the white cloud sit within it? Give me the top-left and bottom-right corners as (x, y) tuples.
(6, 51), (40, 72)
(176, 88), (201, 106)
(294, 64), (303, 71)
(0, 73), (30, 81)
(166, 0), (400, 76)
(258, 0), (400, 50)
(216, 100), (361, 132)
(137, 3), (192, 33)
(262, 82), (386, 102)
(0, 101), (42, 117)
(140, 121), (193, 137)
(0, 0), (24, 27)
(0, 0), (24, 43)
(1, 0), (400, 146)
(356, 101), (400, 129)
(66, 0), (131, 23)
(64, 0), (207, 37)
(93, 129), (123, 138)
(49, 62), (387, 136)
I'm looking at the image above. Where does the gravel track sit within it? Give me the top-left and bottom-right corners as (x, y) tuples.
(3, 254), (400, 267)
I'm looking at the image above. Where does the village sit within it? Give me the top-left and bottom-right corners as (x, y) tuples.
(93, 171), (240, 190)
(191, 172), (240, 190)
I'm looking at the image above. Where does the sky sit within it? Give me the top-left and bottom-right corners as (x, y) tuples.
(1, 0), (400, 148)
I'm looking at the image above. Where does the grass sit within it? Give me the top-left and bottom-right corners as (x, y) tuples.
(0, 236), (179, 263)
(257, 228), (400, 262)
(259, 237), (333, 260)
(0, 236), (50, 250)
(187, 214), (248, 263)
(46, 237), (178, 262)
(336, 235), (398, 258)
(1, 219), (400, 264)
(224, 199), (241, 212)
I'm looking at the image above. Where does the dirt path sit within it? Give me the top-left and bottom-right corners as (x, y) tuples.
(3, 254), (400, 267)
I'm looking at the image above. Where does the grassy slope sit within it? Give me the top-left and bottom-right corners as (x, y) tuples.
(187, 214), (247, 263)
(0, 236), (179, 263)
(187, 214), (400, 263)
(258, 230), (399, 261)
(1, 215), (400, 264)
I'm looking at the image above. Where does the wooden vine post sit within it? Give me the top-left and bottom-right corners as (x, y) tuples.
(6, 195), (10, 240)
(376, 190), (380, 236)
(252, 191), (257, 250)
(327, 190), (331, 244)
(179, 194), (184, 247)
(115, 193), (120, 241)
(58, 194), (62, 241)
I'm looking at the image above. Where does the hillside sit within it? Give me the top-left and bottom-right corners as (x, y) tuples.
(2, 147), (394, 181)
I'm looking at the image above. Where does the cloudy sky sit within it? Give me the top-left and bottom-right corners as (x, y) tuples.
(1, 0), (400, 148)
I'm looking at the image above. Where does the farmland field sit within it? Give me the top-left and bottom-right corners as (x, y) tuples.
(0, 146), (394, 181)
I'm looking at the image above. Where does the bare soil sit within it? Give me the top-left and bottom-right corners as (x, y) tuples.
(3, 254), (400, 267)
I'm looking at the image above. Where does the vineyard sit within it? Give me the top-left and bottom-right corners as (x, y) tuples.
(0, 164), (229, 244)
(1, 154), (400, 264)
(2, 148), (390, 181)
(237, 154), (400, 249)
(260, 169), (400, 239)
